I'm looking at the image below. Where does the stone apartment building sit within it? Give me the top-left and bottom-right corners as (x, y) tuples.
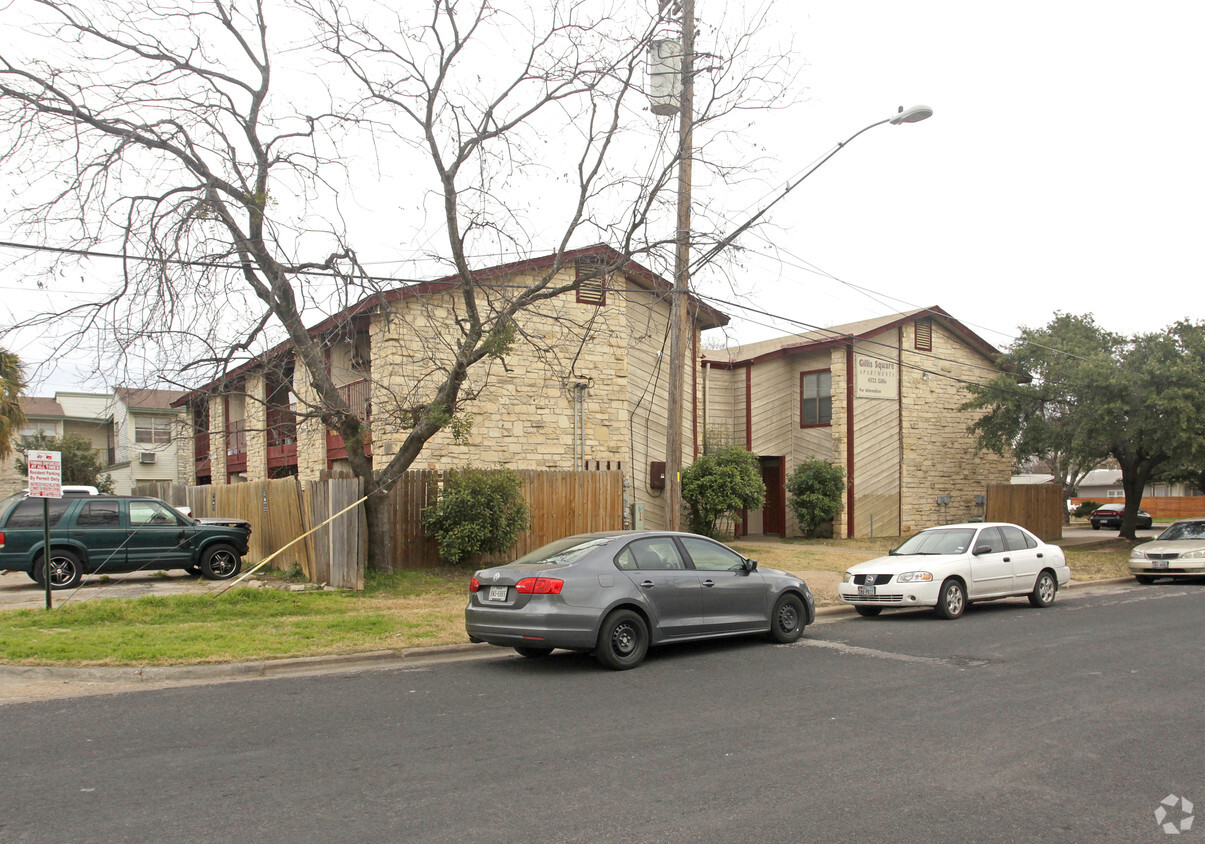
(700, 307), (1012, 538)
(0, 388), (184, 496)
(172, 246), (1009, 537)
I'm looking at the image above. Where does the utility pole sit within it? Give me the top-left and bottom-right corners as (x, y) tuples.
(664, 0), (694, 531)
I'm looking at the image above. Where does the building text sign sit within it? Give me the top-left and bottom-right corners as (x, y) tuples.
(26, 450), (62, 498)
(855, 356), (898, 400)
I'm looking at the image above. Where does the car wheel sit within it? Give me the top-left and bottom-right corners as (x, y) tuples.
(855, 606), (883, 618)
(1135, 575), (1157, 585)
(200, 544), (242, 580)
(768, 593), (806, 643)
(514, 646), (553, 659)
(594, 609), (648, 670)
(31, 549), (83, 590)
(1028, 570), (1057, 607)
(1090, 522), (1100, 530)
(933, 578), (966, 620)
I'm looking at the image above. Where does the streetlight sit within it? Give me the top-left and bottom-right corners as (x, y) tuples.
(661, 100), (933, 531)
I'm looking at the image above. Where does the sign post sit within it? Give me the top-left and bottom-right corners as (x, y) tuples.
(26, 450), (62, 610)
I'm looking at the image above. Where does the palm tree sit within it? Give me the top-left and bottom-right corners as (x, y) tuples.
(0, 349), (26, 460)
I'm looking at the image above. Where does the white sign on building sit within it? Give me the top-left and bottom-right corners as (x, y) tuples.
(855, 355), (899, 400)
(26, 449), (62, 499)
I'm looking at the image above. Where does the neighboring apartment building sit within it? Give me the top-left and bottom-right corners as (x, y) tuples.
(700, 308), (1012, 538)
(0, 388), (185, 496)
(171, 247), (1010, 537)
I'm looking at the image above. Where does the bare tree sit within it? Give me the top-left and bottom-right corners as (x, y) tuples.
(0, 0), (790, 569)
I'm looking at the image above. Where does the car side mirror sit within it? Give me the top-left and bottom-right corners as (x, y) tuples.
(973, 544), (992, 556)
(742, 558), (758, 573)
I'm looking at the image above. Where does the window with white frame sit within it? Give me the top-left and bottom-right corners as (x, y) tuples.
(800, 370), (833, 427)
(19, 420), (57, 438)
(134, 415), (172, 445)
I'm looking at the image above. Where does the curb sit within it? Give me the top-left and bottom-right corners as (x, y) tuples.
(0, 576), (1141, 687)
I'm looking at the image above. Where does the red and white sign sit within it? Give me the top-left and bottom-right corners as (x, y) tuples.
(26, 450), (62, 499)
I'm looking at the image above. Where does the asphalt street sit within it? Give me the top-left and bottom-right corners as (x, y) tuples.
(1, 580), (1201, 843)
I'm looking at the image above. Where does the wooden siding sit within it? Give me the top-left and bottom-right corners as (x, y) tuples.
(852, 393), (901, 538)
(1069, 496), (1205, 520)
(624, 289), (677, 530)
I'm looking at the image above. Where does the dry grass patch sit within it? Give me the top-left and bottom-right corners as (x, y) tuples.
(1062, 539), (1139, 581)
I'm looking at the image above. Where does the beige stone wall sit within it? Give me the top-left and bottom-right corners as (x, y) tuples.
(291, 354), (329, 483)
(209, 394), (227, 483)
(899, 320), (1012, 532)
(177, 408), (195, 484)
(244, 373), (268, 482)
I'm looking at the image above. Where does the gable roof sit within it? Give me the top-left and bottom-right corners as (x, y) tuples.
(174, 244), (729, 405)
(700, 306), (1000, 368)
(20, 396), (65, 417)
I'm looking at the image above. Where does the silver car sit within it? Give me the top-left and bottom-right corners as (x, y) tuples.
(465, 531), (815, 670)
(1130, 519), (1205, 583)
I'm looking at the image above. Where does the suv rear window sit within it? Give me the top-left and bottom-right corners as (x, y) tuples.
(4, 498), (73, 528)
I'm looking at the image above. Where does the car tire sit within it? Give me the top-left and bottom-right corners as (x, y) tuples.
(514, 646), (553, 658)
(200, 544), (242, 580)
(1028, 570), (1057, 608)
(1090, 523), (1100, 530)
(768, 593), (806, 643)
(1135, 575), (1157, 585)
(933, 578), (966, 620)
(31, 549), (84, 591)
(855, 606), (883, 618)
(594, 609), (648, 670)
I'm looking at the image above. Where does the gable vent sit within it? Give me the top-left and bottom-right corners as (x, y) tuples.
(914, 318), (933, 352)
(575, 258), (609, 306)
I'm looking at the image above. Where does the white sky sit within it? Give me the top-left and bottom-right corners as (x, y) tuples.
(3, 0), (1203, 390)
(718, 0), (1205, 350)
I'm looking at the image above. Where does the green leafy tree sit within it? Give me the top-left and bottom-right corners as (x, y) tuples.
(422, 468), (530, 565)
(785, 460), (845, 538)
(15, 431), (115, 493)
(0, 349), (25, 460)
(963, 315), (1205, 538)
(680, 446), (764, 539)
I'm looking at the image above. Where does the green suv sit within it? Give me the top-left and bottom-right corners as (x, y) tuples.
(0, 493), (252, 589)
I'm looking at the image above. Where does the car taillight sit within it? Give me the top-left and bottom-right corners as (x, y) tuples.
(469, 576), (480, 593)
(514, 577), (564, 594)
(0, 531), (4, 549)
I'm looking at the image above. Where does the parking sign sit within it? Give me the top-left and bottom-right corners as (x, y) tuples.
(26, 450), (62, 499)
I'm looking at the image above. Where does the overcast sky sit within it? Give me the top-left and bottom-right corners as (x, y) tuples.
(718, 0), (1205, 351)
(3, 0), (1202, 391)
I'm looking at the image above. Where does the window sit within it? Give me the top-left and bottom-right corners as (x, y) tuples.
(679, 536), (746, 571)
(915, 318), (933, 351)
(19, 421), (57, 438)
(77, 501), (120, 528)
(134, 415), (172, 445)
(5, 498), (72, 528)
(800, 370), (832, 427)
(1000, 525), (1036, 551)
(622, 537), (686, 570)
(129, 500), (180, 526)
(974, 527), (1005, 554)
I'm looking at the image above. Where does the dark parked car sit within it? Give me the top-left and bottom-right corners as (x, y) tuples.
(1089, 503), (1153, 530)
(465, 531), (815, 670)
(0, 493), (252, 589)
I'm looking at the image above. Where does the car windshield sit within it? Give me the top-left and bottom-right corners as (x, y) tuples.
(509, 535), (614, 567)
(893, 528), (976, 556)
(1157, 522), (1205, 541)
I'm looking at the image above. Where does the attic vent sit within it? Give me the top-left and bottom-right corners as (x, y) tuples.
(139, 451), (157, 464)
(575, 258), (609, 306)
(914, 318), (933, 352)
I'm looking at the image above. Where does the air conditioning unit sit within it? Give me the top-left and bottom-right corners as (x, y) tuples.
(139, 452), (157, 464)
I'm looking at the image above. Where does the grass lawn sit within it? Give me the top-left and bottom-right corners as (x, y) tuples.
(0, 535), (1138, 667)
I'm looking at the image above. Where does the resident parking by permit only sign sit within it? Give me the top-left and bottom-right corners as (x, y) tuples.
(26, 450), (62, 499)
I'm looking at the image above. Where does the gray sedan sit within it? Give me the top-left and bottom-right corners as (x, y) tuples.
(465, 531), (815, 670)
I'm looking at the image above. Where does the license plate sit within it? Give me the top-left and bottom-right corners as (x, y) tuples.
(1153, 560), (1168, 570)
(858, 585), (876, 596)
(487, 585), (508, 601)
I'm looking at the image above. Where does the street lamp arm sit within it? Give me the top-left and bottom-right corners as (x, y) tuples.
(689, 105), (932, 277)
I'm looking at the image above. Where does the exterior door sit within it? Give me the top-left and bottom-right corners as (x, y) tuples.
(679, 536), (768, 632)
(71, 499), (127, 574)
(759, 457), (785, 536)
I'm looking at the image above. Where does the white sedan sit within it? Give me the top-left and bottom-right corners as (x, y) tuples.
(1129, 519), (1205, 583)
(838, 522), (1070, 619)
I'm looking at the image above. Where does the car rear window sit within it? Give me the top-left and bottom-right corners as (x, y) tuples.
(4, 498), (73, 528)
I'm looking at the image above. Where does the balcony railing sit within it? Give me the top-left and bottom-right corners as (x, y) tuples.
(326, 379), (372, 466)
(226, 418), (247, 474)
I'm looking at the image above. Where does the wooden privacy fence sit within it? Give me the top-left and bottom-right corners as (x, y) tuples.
(135, 469), (623, 586)
(134, 477), (365, 589)
(1069, 496), (1205, 520)
(388, 469), (625, 569)
(985, 482), (1063, 541)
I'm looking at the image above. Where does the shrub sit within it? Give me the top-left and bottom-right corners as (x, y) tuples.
(680, 446), (765, 538)
(421, 468), (530, 565)
(1073, 500), (1100, 519)
(786, 460), (845, 538)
